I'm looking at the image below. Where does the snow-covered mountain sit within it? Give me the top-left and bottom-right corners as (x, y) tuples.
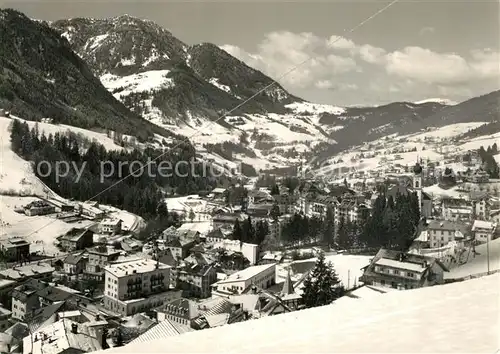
(0, 11), (492, 175)
(414, 98), (458, 106)
(0, 9), (177, 142)
(50, 15), (345, 171)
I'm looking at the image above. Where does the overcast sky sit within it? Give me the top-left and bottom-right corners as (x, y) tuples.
(2, 0), (499, 106)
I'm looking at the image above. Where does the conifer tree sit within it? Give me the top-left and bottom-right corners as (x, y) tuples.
(232, 219), (242, 241)
(270, 203), (281, 221)
(301, 252), (344, 308)
(255, 220), (269, 245)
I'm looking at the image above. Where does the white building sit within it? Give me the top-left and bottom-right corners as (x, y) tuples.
(471, 220), (497, 243)
(211, 263), (276, 297)
(426, 220), (470, 248)
(99, 218), (122, 234)
(103, 258), (180, 316)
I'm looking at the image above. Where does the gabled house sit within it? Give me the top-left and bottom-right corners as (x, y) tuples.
(211, 264), (276, 298)
(205, 228), (232, 243)
(0, 237), (30, 262)
(99, 218), (122, 234)
(158, 298), (200, 327)
(84, 246), (121, 281)
(23, 200), (55, 216)
(175, 264), (217, 298)
(63, 252), (88, 276)
(246, 203), (273, 218)
(426, 220), (470, 248)
(164, 236), (196, 260)
(247, 190), (273, 205)
(359, 248), (448, 290)
(0, 263), (55, 283)
(212, 213), (245, 230)
(128, 317), (193, 344)
(471, 220), (497, 243)
(60, 228), (93, 252)
(160, 226), (179, 243)
(441, 197), (472, 221)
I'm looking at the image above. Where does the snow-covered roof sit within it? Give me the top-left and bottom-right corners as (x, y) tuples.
(100, 273), (499, 353)
(105, 258), (170, 277)
(129, 319), (192, 344)
(472, 220), (496, 231)
(414, 230), (429, 242)
(215, 264), (276, 284)
(24, 319), (101, 354)
(100, 218), (121, 226)
(374, 258), (426, 273)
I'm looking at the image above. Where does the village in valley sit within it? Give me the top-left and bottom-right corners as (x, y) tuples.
(0, 138), (499, 353)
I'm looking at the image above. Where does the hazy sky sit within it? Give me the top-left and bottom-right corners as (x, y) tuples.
(2, 0), (499, 106)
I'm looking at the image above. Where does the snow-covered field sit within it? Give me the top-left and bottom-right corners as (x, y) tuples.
(101, 70), (174, 99)
(164, 195), (220, 223)
(422, 184), (468, 200)
(104, 273), (500, 353)
(406, 122), (486, 141)
(0, 117), (56, 196)
(3, 116), (125, 152)
(0, 196), (95, 255)
(0, 115), (145, 254)
(285, 101), (345, 116)
(457, 131), (500, 152)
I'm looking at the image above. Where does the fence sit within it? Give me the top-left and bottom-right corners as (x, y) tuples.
(445, 268), (500, 283)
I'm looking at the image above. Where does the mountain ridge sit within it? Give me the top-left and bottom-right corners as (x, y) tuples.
(2, 10), (499, 173)
(0, 9), (180, 142)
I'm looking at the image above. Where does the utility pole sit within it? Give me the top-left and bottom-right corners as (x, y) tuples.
(486, 235), (490, 274)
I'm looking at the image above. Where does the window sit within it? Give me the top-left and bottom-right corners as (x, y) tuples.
(393, 269), (400, 275)
(407, 272), (414, 278)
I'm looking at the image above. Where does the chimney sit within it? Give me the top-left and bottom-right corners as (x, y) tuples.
(71, 323), (78, 334)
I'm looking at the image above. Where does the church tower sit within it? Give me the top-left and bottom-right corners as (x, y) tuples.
(413, 163), (423, 213)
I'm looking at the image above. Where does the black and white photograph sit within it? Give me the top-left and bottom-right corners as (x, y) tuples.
(0, 0), (498, 353)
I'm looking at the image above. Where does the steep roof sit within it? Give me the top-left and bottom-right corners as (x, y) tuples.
(281, 268), (294, 296)
(129, 318), (192, 344)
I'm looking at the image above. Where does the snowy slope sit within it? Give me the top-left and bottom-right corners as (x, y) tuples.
(446, 238), (500, 279)
(0, 114), (144, 254)
(314, 122), (491, 181)
(0, 196), (94, 255)
(102, 273), (500, 353)
(0, 116), (125, 196)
